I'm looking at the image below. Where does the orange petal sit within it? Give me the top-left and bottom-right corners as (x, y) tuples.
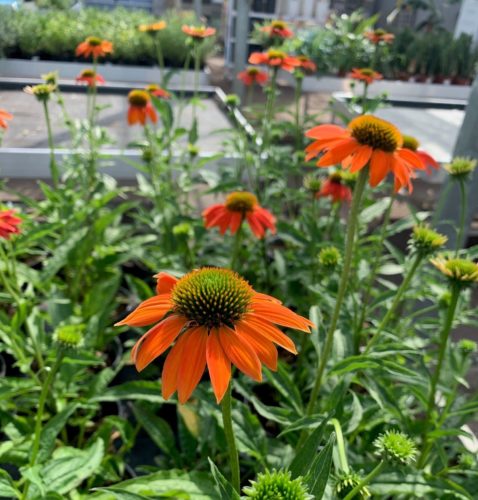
(235, 323), (278, 371)
(317, 138), (358, 167)
(177, 327), (208, 404)
(252, 292), (282, 304)
(134, 315), (188, 371)
(397, 148), (425, 170)
(249, 302), (313, 332)
(238, 316), (298, 354)
(369, 150), (391, 187)
(206, 329), (231, 403)
(246, 212), (265, 238)
(219, 326), (262, 381)
(229, 212), (243, 235)
(162, 332), (189, 400)
(115, 294), (172, 327)
(305, 124), (348, 140)
(154, 273), (178, 295)
(349, 145), (373, 173)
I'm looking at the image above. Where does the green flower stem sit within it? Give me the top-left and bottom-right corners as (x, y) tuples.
(364, 252), (423, 354)
(343, 460), (385, 500)
(331, 418), (349, 473)
(418, 284), (460, 469)
(432, 181), (452, 226)
(246, 84), (253, 108)
(177, 52), (191, 126)
(193, 43), (201, 124)
(42, 101), (59, 188)
(22, 351), (64, 500)
(361, 82), (369, 113)
(261, 237), (271, 290)
(262, 67), (278, 149)
(221, 383), (240, 493)
(354, 189), (395, 351)
(455, 179), (467, 256)
(230, 223), (243, 271)
(303, 167), (368, 420)
(294, 75), (303, 149)
(89, 56), (99, 126)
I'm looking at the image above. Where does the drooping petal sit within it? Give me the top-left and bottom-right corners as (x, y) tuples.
(115, 294), (173, 327)
(238, 316), (298, 354)
(229, 212), (243, 235)
(162, 332), (189, 400)
(249, 301), (314, 332)
(218, 326), (262, 381)
(134, 314), (188, 371)
(206, 329), (231, 402)
(246, 212), (266, 238)
(305, 124), (349, 140)
(154, 272), (178, 295)
(177, 327), (208, 403)
(369, 150), (391, 187)
(235, 323), (278, 370)
(317, 138), (359, 167)
(349, 145), (373, 172)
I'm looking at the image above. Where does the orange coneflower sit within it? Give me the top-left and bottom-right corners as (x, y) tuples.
(260, 20), (294, 39)
(305, 115), (425, 192)
(145, 84), (171, 99)
(127, 90), (157, 126)
(76, 36), (113, 59)
(237, 67), (268, 86)
(365, 29), (395, 44)
(116, 268), (313, 403)
(203, 192), (276, 239)
(317, 173), (352, 203)
(249, 49), (301, 72)
(182, 25), (216, 39)
(0, 209), (21, 239)
(139, 20), (167, 33)
(75, 69), (105, 87)
(296, 55), (317, 74)
(0, 109), (13, 129)
(349, 67), (382, 85)
(402, 135), (439, 174)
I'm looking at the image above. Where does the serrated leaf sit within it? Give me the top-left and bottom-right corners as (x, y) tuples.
(208, 458), (240, 500)
(305, 433), (334, 499)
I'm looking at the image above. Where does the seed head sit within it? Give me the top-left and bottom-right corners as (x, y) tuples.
(243, 470), (312, 500)
(374, 430), (417, 466)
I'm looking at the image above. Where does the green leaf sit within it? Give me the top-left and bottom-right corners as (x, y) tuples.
(305, 433), (334, 499)
(131, 403), (181, 466)
(90, 381), (165, 404)
(93, 488), (151, 500)
(38, 403), (78, 463)
(0, 469), (19, 498)
(289, 416), (329, 478)
(208, 458), (240, 500)
(40, 439), (104, 495)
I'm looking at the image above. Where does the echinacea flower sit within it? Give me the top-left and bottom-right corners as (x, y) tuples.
(243, 469), (312, 499)
(75, 69), (105, 87)
(127, 90), (158, 125)
(335, 471), (371, 499)
(249, 49), (301, 72)
(317, 172), (352, 203)
(0, 209), (21, 239)
(260, 20), (294, 39)
(374, 430), (417, 466)
(295, 55), (317, 74)
(303, 174), (322, 194)
(305, 115), (425, 192)
(203, 192), (276, 239)
(75, 36), (113, 59)
(402, 135), (439, 173)
(116, 268), (313, 403)
(182, 25), (216, 39)
(349, 67), (382, 85)
(444, 156), (477, 179)
(0, 109), (13, 129)
(23, 84), (55, 103)
(431, 256), (478, 286)
(145, 84), (171, 99)
(410, 224), (447, 256)
(318, 246), (341, 270)
(237, 66), (268, 86)
(365, 29), (395, 44)
(139, 20), (167, 33)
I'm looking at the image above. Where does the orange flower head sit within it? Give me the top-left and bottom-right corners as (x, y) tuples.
(349, 67), (382, 85)
(317, 172), (352, 203)
(260, 20), (294, 39)
(76, 36), (113, 59)
(116, 267), (313, 403)
(248, 49), (301, 72)
(237, 66), (268, 86)
(305, 115), (426, 192)
(0, 209), (21, 239)
(365, 29), (395, 44)
(203, 191), (276, 239)
(75, 69), (105, 87)
(127, 90), (158, 126)
(296, 55), (317, 74)
(0, 109), (13, 130)
(139, 20), (167, 33)
(402, 134), (439, 174)
(145, 83), (171, 99)
(182, 25), (216, 39)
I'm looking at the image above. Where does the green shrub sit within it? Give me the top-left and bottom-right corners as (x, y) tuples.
(0, 7), (215, 67)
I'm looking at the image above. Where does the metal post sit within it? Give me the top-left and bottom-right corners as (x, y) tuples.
(232, 0), (252, 99)
(436, 75), (478, 249)
(193, 0), (202, 19)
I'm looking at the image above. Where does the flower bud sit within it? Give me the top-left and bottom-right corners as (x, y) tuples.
(410, 224), (447, 256)
(335, 471), (371, 499)
(374, 430), (417, 466)
(319, 246), (341, 270)
(431, 256), (478, 288)
(243, 470), (312, 499)
(458, 339), (477, 355)
(54, 324), (85, 349)
(225, 93), (241, 108)
(444, 157), (477, 179)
